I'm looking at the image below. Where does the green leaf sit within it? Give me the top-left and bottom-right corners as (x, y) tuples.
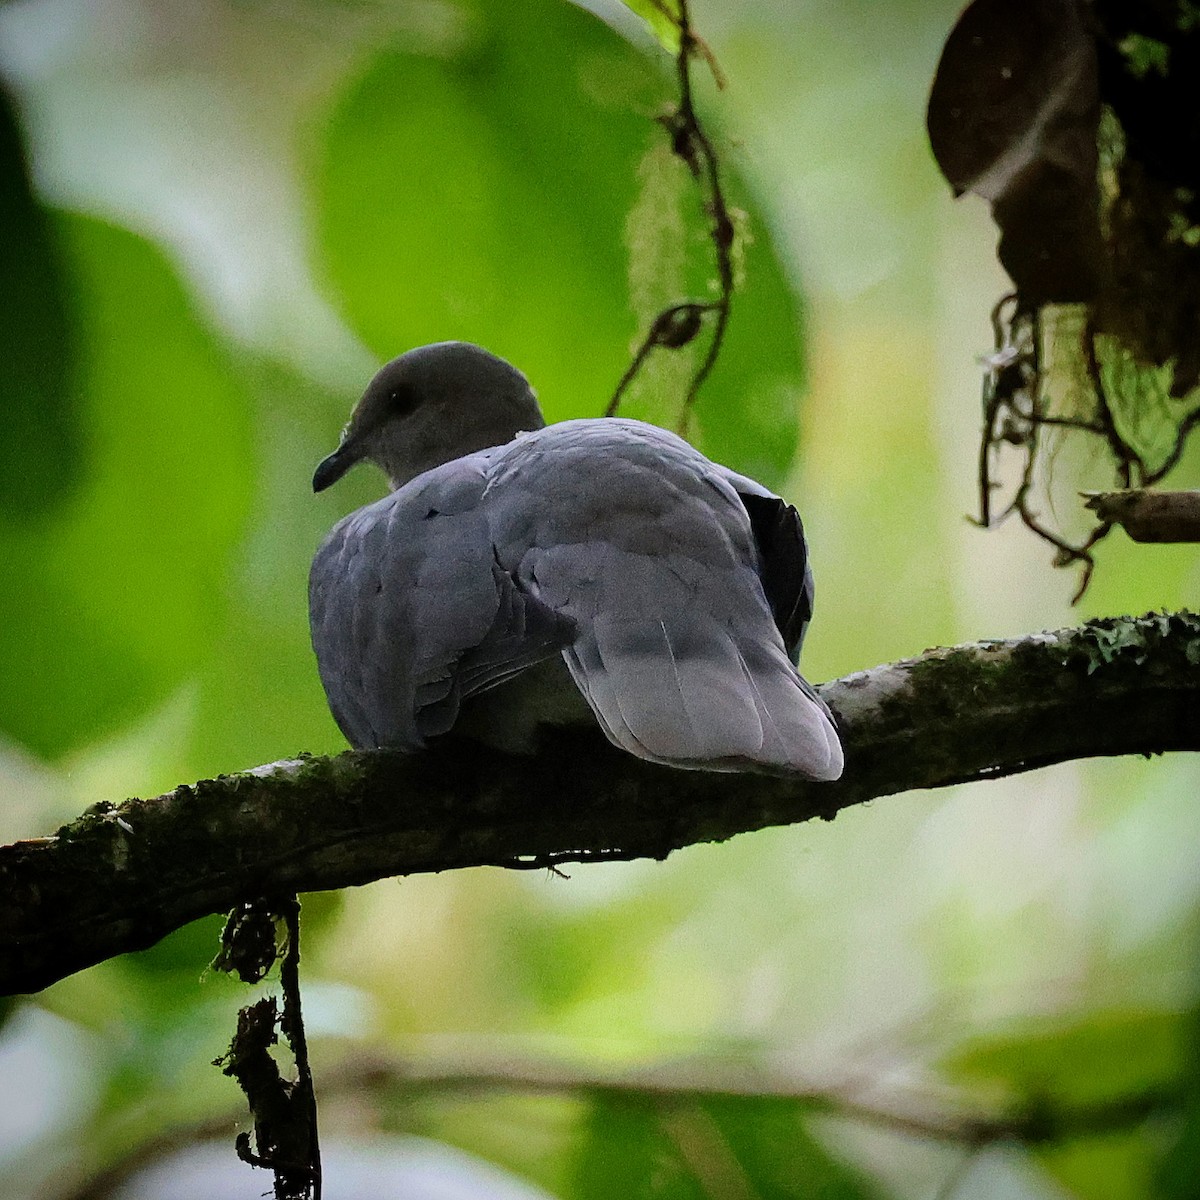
(940, 1008), (1196, 1198)
(314, 0), (805, 488)
(1037, 1129), (1170, 1200)
(0, 83), (81, 519)
(573, 1095), (696, 1200)
(570, 1094), (879, 1200)
(1156, 1004), (1200, 1200)
(944, 1009), (1187, 1109)
(700, 1095), (882, 1199)
(0, 214), (255, 758)
(621, 0), (682, 52)
(1096, 334), (1200, 476)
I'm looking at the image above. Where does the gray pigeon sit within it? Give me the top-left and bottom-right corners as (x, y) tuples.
(309, 342), (843, 779)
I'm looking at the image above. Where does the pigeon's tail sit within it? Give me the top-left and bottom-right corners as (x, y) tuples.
(563, 612), (844, 780)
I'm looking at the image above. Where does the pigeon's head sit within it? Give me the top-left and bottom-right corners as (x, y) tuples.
(313, 342), (545, 492)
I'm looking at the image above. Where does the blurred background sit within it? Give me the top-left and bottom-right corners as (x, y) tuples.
(1, 0), (1198, 1196)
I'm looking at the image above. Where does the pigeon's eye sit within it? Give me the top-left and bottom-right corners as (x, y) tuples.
(389, 386), (418, 417)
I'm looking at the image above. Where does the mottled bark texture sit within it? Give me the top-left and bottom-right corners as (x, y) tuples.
(1084, 490), (1200, 542)
(3, 612), (1198, 995)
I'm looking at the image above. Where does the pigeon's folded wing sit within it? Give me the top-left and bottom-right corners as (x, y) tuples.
(489, 421), (844, 780)
(308, 455), (574, 750)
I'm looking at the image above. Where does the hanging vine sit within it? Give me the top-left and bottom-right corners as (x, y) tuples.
(930, 0), (1200, 597)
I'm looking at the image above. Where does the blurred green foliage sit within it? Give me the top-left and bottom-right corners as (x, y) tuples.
(0, 213), (254, 758)
(0, 83), (79, 522)
(946, 1009), (1193, 1200)
(0, 0), (1197, 1197)
(621, 0), (683, 52)
(946, 1008), (1185, 1108)
(572, 1093), (881, 1199)
(316, 0), (804, 486)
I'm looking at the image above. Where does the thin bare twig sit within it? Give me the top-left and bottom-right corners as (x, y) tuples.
(212, 898), (321, 1200)
(1083, 328), (1138, 489)
(672, 0), (735, 427)
(971, 298), (1200, 601)
(975, 293), (1022, 527)
(280, 899), (321, 1200)
(1141, 407), (1200, 487)
(607, 0), (736, 427)
(604, 302), (715, 417)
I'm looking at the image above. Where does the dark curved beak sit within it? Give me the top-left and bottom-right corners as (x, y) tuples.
(312, 442), (360, 493)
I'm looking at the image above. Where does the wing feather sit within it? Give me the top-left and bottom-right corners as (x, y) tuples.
(488, 421), (843, 778)
(309, 455), (572, 749)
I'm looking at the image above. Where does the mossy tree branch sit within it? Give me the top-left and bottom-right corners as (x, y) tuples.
(2, 612), (1198, 996)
